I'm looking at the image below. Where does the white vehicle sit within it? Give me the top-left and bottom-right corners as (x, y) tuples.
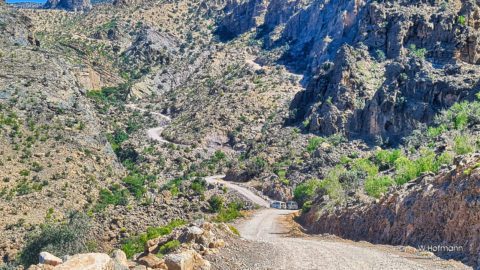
(270, 201), (286, 209)
(287, 201), (299, 210)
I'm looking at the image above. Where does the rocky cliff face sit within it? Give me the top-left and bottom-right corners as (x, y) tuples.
(216, 0), (268, 40)
(44, 0), (92, 11)
(220, 0), (480, 142)
(300, 155), (480, 267)
(289, 0), (480, 142)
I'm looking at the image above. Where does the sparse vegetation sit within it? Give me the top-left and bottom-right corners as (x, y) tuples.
(19, 212), (92, 266)
(121, 220), (186, 258)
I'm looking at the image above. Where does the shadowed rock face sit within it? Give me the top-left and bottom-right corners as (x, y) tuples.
(216, 0), (268, 40)
(44, 0), (92, 11)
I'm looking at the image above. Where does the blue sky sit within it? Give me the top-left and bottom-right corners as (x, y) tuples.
(6, 0), (46, 3)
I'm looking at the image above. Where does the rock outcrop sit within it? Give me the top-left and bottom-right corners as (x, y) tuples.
(44, 0), (92, 12)
(282, 0), (480, 142)
(300, 155), (480, 267)
(27, 222), (234, 270)
(219, 0), (480, 142)
(112, 0), (140, 6)
(38, 252), (62, 267)
(216, 0), (268, 40)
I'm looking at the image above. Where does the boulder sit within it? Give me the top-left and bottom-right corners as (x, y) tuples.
(137, 254), (166, 269)
(208, 239), (225, 249)
(179, 226), (204, 243)
(53, 253), (114, 270)
(39, 252), (63, 266)
(111, 250), (129, 270)
(164, 250), (210, 270)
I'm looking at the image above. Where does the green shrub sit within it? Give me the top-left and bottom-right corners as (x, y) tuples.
(393, 149), (452, 185)
(214, 202), (243, 222)
(159, 240), (181, 254)
(228, 225), (240, 236)
(245, 157), (266, 176)
(458, 15), (466, 25)
(306, 137), (325, 153)
(436, 101), (480, 130)
(374, 149), (403, 167)
(123, 174), (146, 199)
(96, 185), (129, 211)
(408, 44), (427, 59)
(19, 212), (92, 266)
(364, 175), (394, 198)
(86, 84), (130, 105)
(352, 158), (379, 176)
(318, 167), (345, 204)
(426, 124), (447, 138)
(393, 157), (418, 185)
(454, 135), (475, 155)
(121, 220), (186, 258)
(164, 178), (183, 196)
(293, 178), (321, 205)
(301, 201), (312, 213)
(190, 178), (206, 195)
(208, 195), (224, 213)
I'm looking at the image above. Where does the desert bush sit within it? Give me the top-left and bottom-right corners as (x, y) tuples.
(374, 149), (402, 168)
(306, 137), (325, 153)
(436, 100), (480, 130)
(123, 174), (147, 199)
(364, 175), (394, 198)
(121, 220), (185, 258)
(294, 178), (322, 205)
(214, 201), (243, 222)
(454, 135), (476, 155)
(318, 167), (345, 204)
(190, 177), (207, 195)
(96, 184), (129, 211)
(159, 240), (181, 254)
(19, 212), (92, 266)
(208, 195), (224, 213)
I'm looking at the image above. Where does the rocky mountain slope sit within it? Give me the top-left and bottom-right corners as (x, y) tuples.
(44, 0), (92, 11)
(1, 0), (480, 268)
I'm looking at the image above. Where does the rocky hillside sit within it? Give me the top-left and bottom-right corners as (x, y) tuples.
(44, 0), (92, 11)
(1, 0), (480, 268)
(300, 154), (480, 267)
(213, 0), (480, 267)
(219, 0), (480, 142)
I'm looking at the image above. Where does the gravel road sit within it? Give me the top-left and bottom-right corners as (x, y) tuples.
(205, 176), (471, 270)
(131, 108), (471, 270)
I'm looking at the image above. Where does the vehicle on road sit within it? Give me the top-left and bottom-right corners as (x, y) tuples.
(287, 201), (299, 210)
(270, 201), (286, 209)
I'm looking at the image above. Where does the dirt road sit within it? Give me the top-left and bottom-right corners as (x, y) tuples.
(206, 176), (471, 270)
(126, 104), (187, 146)
(205, 175), (270, 208)
(131, 109), (470, 270)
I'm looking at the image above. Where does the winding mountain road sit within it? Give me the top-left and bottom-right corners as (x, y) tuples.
(126, 104), (187, 146)
(205, 176), (470, 270)
(131, 105), (470, 270)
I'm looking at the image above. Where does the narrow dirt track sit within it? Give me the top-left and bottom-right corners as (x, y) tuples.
(205, 176), (470, 270)
(126, 104), (188, 146)
(205, 175), (270, 208)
